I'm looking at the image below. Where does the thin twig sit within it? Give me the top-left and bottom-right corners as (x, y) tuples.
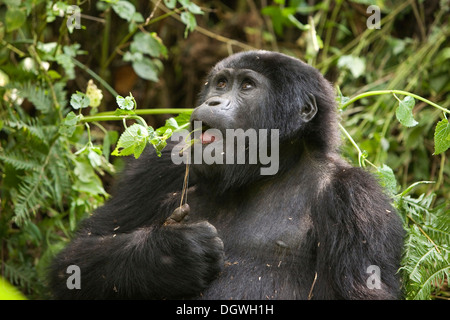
(154, 1), (255, 51)
(145, 0), (162, 25)
(308, 272), (318, 300)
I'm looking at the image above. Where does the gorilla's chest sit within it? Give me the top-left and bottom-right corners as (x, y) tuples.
(189, 182), (317, 299)
(190, 179), (315, 264)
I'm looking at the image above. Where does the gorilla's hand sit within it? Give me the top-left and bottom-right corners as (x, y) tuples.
(159, 220), (224, 296)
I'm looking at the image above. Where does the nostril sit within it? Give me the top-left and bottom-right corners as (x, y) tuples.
(208, 100), (221, 107)
(206, 98), (231, 109)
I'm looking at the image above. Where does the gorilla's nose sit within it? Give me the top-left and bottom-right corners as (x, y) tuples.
(205, 97), (231, 109)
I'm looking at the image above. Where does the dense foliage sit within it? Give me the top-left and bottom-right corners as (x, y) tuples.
(0, 0), (448, 299)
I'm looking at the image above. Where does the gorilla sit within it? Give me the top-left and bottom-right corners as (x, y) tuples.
(49, 50), (404, 300)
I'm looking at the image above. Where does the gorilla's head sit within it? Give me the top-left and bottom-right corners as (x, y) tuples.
(189, 51), (340, 191)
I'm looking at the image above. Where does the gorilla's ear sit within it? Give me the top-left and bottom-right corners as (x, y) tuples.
(299, 93), (318, 122)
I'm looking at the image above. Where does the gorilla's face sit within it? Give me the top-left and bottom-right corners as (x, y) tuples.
(191, 51), (321, 147)
(188, 50), (337, 188)
(191, 68), (271, 136)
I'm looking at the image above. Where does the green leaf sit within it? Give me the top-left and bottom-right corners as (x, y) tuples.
(337, 55), (366, 78)
(5, 7), (26, 32)
(70, 92), (90, 109)
(261, 6), (283, 35)
(180, 11), (197, 37)
(112, 123), (149, 158)
(131, 32), (167, 58)
(3, 0), (22, 6)
(376, 164), (397, 196)
(396, 96), (418, 127)
(123, 51), (144, 62)
(59, 111), (80, 137)
(151, 138), (167, 157)
(155, 112), (191, 135)
(179, 0), (203, 15)
(433, 118), (450, 155)
(103, 130), (118, 161)
(88, 149), (103, 168)
(112, 0), (136, 21)
(116, 94), (135, 110)
(132, 58), (160, 82)
(164, 0), (177, 9)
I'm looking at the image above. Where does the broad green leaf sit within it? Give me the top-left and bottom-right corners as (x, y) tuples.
(5, 7), (26, 32)
(376, 164), (397, 196)
(178, 0), (204, 14)
(396, 96), (418, 127)
(112, 123), (149, 158)
(337, 55), (366, 78)
(73, 175), (107, 196)
(164, 0), (177, 9)
(132, 58), (159, 82)
(37, 41), (58, 55)
(112, 0), (136, 21)
(261, 6), (283, 35)
(180, 11), (197, 37)
(103, 130), (118, 161)
(123, 51), (144, 62)
(70, 92), (90, 109)
(433, 118), (450, 155)
(132, 12), (144, 23)
(156, 112), (192, 135)
(3, 0), (22, 6)
(131, 32), (167, 58)
(59, 111), (80, 137)
(88, 148), (103, 167)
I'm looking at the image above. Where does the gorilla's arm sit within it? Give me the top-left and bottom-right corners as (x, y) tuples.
(311, 166), (404, 299)
(49, 145), (223, 299)
(49, 221), (223, 299)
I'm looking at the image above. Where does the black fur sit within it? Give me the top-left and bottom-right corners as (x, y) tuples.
(49, 51), (404, 299)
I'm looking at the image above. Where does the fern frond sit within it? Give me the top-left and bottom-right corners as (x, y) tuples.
(47, 154), (72, 209)
(13, 172), (43, 225)
(3, 262), (36, 294)
(8, 118), (59, 142)
(0, 151), (42, 170)
(398, 193), (450, 300)
(15, 82), (52, 114)
(401, 226), (450, 299)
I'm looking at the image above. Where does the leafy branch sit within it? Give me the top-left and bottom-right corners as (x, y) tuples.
(339, 89), (450, 156)
(340, 90), (449, 115)
(64, 90), (193, 159)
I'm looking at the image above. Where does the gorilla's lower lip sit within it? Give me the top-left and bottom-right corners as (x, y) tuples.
(190, 120), (223, 144)
(201, 132), (216, 144)
(201, 125), (216, 144)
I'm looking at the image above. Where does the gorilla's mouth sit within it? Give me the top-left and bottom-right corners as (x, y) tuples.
(200, 124), (218, 144)
(190, 118), (224, 145)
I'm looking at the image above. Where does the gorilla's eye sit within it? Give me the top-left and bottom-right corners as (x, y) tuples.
(241, 80), (254, 90)
(216, 79), (227, 89)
